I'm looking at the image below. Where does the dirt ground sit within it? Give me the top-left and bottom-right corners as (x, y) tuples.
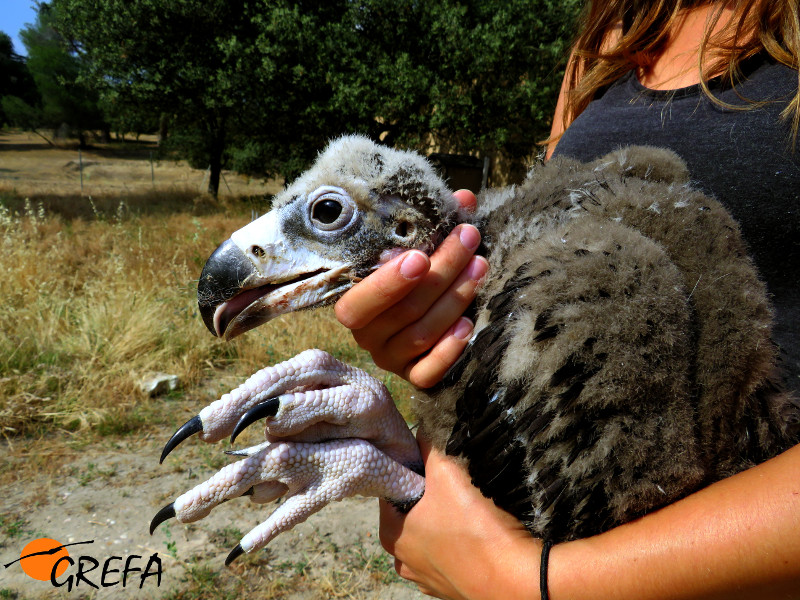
(0, 131), (425, 600)
(0, 130), (271, 198)
(0, 419), (424, 600)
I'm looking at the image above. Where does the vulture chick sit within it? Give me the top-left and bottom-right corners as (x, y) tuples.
(152, 135), (799, 564)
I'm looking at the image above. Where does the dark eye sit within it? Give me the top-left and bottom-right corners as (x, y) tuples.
(312, 199), (342, 224)
(308, 189), (356, 233)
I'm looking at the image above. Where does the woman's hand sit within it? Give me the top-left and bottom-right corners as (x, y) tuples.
(379, 435), (542, 600)
(380, 438), (800, 600)
(335, 190), (487, 388)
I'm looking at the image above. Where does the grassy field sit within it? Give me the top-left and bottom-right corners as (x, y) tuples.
(0, 130), (415, 442)
(0, 130), (419, 600)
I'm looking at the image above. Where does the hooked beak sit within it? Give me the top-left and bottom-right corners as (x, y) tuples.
(197, 213), (351, 340)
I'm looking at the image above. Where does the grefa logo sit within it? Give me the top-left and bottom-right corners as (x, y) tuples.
(4, 537), (162, 592)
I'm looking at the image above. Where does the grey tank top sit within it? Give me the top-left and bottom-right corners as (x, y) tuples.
(553, 57), (800, 391)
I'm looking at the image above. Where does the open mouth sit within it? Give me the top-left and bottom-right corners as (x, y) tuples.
(212, 268), (344, 339)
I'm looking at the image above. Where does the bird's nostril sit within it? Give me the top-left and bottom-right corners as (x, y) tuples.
(251, 245), (266, 258)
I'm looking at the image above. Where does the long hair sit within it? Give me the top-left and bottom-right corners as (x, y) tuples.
(558, 0), (800, 143)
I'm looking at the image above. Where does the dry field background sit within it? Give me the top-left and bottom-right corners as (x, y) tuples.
(0, 130), (422, 600)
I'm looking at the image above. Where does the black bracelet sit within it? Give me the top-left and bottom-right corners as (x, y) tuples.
(540, 540), (553, 600)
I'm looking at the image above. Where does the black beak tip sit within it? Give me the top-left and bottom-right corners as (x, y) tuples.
(230, 398), (281, 444)
(197, 239), (255, 337)
(160, 415), (204, 463)
(225, 544), (245, 566)
(150, 502), (176, 535)
(199, 300), (219, 337)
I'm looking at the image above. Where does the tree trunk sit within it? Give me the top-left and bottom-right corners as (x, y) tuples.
(158, 113), (169, 146)
(207, 118), (226, 198)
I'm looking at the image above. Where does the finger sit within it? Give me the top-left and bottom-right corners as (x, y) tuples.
(378, 498), (404, 553)
(336, 189), (477, 333)
(405, 317), (475, 389)
(335, 250), (431, 329)
(354, 225), (481, 347)
(392, 560), (431, 593)
(452, 188), (478, 213)
(399, 224), (481, 320)
(395, 560), (420, 583)
(384, 255), (487, 371)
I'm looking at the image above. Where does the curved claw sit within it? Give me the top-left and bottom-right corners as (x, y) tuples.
(149, 502), (176, 535)
(160, 416), (203, 463)
(225, 543), (244, 566)
(230, 398), (281, 444)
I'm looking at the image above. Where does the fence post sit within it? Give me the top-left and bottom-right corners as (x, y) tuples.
(79, 148), (84, 195)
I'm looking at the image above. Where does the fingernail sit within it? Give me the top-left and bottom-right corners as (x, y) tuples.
(453, 317), (474, 340)
(465, 256), (488, 281)
(400, 251), (428, 279)
(459, 225), (480, 251)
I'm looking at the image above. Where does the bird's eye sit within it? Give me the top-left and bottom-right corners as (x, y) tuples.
(308, 188), (356, 233)
(312, 199), (342, 224)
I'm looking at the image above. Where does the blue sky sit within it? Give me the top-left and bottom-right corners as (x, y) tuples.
(1, 0), (39, 56)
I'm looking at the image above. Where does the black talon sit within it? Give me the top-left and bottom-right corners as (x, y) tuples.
(225, 543), (245, 566)
(230, 398), (281, 444)
(149, 502), (176, 535)
(160, 416), (203, 463)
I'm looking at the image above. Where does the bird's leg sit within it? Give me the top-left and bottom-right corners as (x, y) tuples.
(153, 348), (424, 562)
(161, 348), (420, 467)
(156, 438), (424, 563)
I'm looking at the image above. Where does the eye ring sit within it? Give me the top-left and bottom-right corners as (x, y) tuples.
(308, 187), (356, 233)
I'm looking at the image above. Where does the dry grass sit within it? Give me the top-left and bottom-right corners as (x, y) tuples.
(0, 130), (272, 200)
(0, 133), (415, 442)
(0, 131), (421, 600)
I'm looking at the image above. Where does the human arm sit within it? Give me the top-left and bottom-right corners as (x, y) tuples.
(335, 190), (487, 389)
(379, 436), (800, 600)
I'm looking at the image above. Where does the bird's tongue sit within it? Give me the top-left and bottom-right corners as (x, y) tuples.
(213, 284), (279, 337)
(212, 269), (334, 337)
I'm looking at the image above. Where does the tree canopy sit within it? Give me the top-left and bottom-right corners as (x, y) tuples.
(47, 0), (580, 194)
(0, 32), (38, 127)
(1, 9), (105, 146)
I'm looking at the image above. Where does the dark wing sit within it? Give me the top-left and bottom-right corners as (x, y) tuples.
(435, 218), (706, 542)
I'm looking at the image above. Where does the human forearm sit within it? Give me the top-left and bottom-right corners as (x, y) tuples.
(551, 444), (800, 600)
(381, 442), (800, 600)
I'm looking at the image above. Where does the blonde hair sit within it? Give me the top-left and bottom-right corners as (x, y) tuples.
(559, 0), (800, 143)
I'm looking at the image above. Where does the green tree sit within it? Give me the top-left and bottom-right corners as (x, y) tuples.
(24, 6), (105, 146)
(325, 0), (579, 164)
(0, 31), (39, 127)
(51, 0), (287, 195)
(52, 0), (579, 191)
(242, 0), (580, 178)
(1, 9), (105, 146)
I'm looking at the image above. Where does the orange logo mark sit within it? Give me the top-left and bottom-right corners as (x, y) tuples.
(18, 538), (70, 581)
